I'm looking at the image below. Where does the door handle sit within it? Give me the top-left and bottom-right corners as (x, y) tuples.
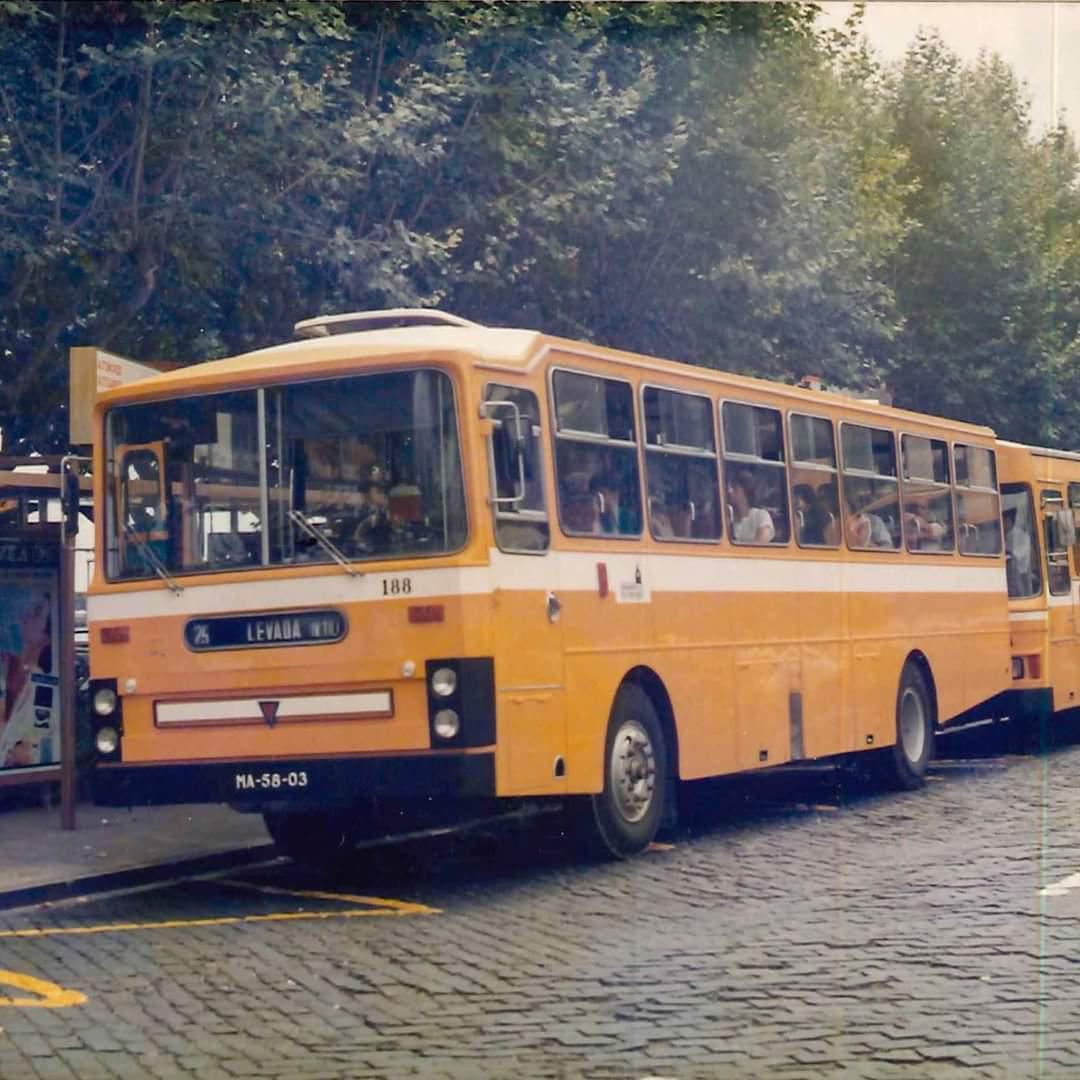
(546, 590), (562, 624)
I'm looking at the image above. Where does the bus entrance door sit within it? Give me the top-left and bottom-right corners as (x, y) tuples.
(483, 387), (567, 796)
(491, 561), (566, 795)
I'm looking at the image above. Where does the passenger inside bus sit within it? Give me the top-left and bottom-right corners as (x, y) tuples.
(558, 447), (641, 536)
(793, 483), (830, 545)
(1004, 505), (1036, 596)
(904, 498), (950, 551)
(728, 469), (775, 543)
(590, 471), (631, 535)
(648, 498), (678, 539)
(816, 483), (841, 546)
(846, 490), (893, 549)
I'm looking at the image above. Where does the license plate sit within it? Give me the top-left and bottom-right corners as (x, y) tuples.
(233, 769), (310, 792)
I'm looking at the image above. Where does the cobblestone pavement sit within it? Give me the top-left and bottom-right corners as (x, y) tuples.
(4, 729), (1080, 1078)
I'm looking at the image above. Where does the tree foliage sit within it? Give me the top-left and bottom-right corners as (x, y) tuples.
(0, 2), (1078, 450)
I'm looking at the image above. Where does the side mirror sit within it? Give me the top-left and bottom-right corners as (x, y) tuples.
(62, 465), (81, 538)
(481, 399), (531, 507)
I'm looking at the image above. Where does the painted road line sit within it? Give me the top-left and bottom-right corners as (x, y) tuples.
(215, 878), (439, 915)
(0, 906), (438, 939)
(0, 886), (439, 939)
(0, 971), (86, 1008)
(1040, 872), (1080, 897)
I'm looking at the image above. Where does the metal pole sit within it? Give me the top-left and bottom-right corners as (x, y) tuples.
(59, 529), (76, 829)
(58, 455), (87, 831)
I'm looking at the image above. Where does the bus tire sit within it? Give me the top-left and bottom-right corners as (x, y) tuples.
(883, 662), (935, 790)
(578, 684), (667, 859)
(263, 810), (356, 870)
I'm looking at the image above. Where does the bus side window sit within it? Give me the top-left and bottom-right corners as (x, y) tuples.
(552, 371), (642, 539)
(1002, 484), (1041, 598)
(642, 386), (720, 542)
(721, 401), (790, 545)
(789, 413), (840, 549)
(1069, 483), (1080, 574)
(840, 423), (901, 551)
(900, 434), (954, 553)
(1043, 491), (1072, 596)
(954, 444), (1002, 556)
(482, 385), (549, 553)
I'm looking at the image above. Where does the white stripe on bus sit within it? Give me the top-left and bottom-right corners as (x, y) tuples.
(156, 691), (392, 725)
(87, 549), (1006, 623)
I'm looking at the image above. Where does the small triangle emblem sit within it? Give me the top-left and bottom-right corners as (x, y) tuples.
(258, 701), (280, 728)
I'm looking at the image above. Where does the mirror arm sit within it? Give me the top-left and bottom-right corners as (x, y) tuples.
(481, 399), (528, 508)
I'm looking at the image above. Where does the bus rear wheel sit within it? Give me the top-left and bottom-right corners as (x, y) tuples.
(882, 662), (935, 790)
(263, 809), (357, 870)
(577, 684), (668, 859)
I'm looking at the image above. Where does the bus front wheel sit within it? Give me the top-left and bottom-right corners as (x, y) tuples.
(263, 810), (357, 870)
(578, 684), (668, 859)
(882, 662), (935, 790)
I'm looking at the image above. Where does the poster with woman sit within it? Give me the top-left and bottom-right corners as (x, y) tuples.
(0, 569), (60, 772)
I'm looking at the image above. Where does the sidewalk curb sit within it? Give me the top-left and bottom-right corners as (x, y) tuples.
(0, 842), (279, 913)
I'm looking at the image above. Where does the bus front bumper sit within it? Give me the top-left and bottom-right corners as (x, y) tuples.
(92, 752), (496, 808)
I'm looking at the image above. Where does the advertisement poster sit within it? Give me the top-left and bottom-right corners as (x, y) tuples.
(0, 542), (60, 775)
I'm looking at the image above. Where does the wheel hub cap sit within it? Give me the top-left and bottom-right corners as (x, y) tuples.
(899, 687), (926, 763)
(610, 719), (656, 824)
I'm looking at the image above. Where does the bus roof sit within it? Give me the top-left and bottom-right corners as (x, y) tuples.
(94, 320), (998, 440)
(998, 439), (1080, 463)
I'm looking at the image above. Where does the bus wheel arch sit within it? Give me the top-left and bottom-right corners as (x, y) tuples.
(624, 666), (680, 787)
(573, 669), (678, 860)
(908, 650), (939, 730)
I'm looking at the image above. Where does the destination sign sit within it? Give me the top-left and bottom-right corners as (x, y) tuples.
(184, 609), (347, 652)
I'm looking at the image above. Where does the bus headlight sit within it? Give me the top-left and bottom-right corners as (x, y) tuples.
(425, 658), (494, 748)
(431, 667), (457, 698)
(95, 726), (119, 755)
(433, 709), (460, 740)
(93, 687), (118, 717)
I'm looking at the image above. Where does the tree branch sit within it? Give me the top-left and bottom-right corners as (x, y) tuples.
(52, 0), (67, 229)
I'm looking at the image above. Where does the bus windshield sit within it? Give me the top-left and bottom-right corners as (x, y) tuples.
(106, 369), (467, 580)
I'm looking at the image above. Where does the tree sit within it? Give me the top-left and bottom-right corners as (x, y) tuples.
(883, 32), (1059, 443)
(0, 0), (357, 449)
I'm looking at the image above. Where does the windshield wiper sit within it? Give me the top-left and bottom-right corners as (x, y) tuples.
(122, 524), (184, 595)
(288, 510), (360, 578)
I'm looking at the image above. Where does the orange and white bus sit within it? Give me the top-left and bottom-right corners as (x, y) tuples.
(87, 310), (1012, 860)
(995, 441), (1080, 737)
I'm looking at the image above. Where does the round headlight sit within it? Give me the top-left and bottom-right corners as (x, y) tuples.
(95, 726), (119, 755)
(431, 667), (457, 698)
(92, 687), (118, 717)
(433, 709), (460, 740)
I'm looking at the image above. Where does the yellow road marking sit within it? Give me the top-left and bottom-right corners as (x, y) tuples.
(215, 878), (439, 915)
(0, 882), (439, 939)
(0, 907), (435, 939)
(0, 971), (86, 1008)
(647, 842), (675, 852)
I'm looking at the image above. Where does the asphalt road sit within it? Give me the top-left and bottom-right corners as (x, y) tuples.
(3, 723), (1080, 1079)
